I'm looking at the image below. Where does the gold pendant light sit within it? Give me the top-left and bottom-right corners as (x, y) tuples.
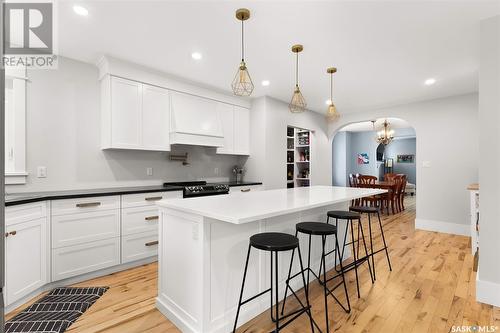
(326, 67), (340, 122)
(231, 8), (254, 96)
(289, 44), (306, 113)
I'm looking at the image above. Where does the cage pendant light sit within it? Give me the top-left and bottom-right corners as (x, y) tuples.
(326, 67), (340, 122)
(231, 8), (254, 96)
(289, 44), (306, 113)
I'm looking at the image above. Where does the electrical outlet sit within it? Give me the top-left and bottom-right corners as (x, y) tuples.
(37, 166), (47, 178)
(146, 167), (153, 176)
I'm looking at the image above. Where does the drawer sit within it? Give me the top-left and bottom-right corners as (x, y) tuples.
(122, 206), (159, 236)
(121, 191), (182, 208)
(6, 202), (47, 226)
(52, 210), (120, 248)
(52, 238), (120, 281)
(121, 232), (158, 264)
(230, 185), (264, 194)
(51, 196), (120, 216)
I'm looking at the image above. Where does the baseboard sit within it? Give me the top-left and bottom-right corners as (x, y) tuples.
(476, 277), (500, 307)
(415, 218), (470, 236)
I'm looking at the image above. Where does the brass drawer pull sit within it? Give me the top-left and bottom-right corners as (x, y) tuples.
(145, 215), (159, 221)
(76, 202), (101, 208)
(145, 196), (162, 201)
(145, 240), (159, 247)
(241, 188), (251, 192)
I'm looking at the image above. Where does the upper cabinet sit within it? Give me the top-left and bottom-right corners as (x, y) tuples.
(101, 75), (170, 151)
(217, 105), (250, 156)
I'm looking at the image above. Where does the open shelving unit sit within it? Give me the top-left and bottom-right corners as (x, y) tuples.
(286, 126), (311, 188)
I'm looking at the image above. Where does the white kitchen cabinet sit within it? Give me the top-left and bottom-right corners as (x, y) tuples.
(233, 106), (250, 155)
(142, 85), (170, 150)
(5, 203), (48, 306)
(216, 103), (234, 154)
(121, 231), (158, 264)
(52, 238), (120, 281)
(216, 105), (250, 156)
(110, 77), (142, 149)
(101, 75), (170, 151)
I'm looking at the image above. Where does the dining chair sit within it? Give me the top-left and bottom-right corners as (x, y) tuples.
(384, 173), (397, 181)
(348, 174), (360, 206)
(357, 175), (379, 207)
(397, 174), (407, 211)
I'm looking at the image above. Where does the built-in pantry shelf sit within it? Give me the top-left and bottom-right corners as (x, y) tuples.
(286, 126), (311, 188)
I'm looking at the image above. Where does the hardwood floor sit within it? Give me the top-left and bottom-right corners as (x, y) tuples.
(6, 196), (500, 332)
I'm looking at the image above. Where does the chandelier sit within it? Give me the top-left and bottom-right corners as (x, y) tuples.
(231, 8), (254, 96)
(376, 120), (394, 145)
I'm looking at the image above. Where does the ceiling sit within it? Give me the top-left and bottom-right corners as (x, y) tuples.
(339, 118), (411, 132)
(57, 1), (500, 114)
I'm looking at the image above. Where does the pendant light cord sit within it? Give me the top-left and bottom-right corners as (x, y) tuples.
(330, 73), (333, 102)
(295, 51), (299, 87)
(241, 20), (244, 61)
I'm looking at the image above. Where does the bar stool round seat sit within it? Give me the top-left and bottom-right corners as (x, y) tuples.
(349, 206), (379, 213)
(296, 222), (337, 236)
(327, 210), (360, 219)
(249, 232), (299, 252)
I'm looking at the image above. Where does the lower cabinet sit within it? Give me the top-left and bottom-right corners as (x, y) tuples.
(121, 232), (158, 264)
(52, 238), (120, 281)
(5, 217), (47, 306)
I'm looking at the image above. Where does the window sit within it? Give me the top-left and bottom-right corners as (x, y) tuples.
(5, 67), (27, 185)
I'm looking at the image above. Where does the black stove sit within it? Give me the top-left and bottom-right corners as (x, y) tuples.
(163, 181), (230, 198)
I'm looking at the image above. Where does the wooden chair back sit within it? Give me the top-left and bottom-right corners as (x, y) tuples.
(348, 173), (359, 187)
(358, 175), (377, 185)
(384, 173), (397, 181)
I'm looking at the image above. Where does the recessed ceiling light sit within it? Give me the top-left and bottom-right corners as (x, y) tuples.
(191, 52), (202, 60)
(73, 5), (88, 16)
(325, 99), (332, 105)
(261, 80), (270, 86)
(425, 78), (436, 86)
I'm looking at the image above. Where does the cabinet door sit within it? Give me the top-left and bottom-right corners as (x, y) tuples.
(111, 77), (142, 148)
(5, 218), (47, 306)
(233, 106), (250, 155)
(142, 85), (170, 151)
(216, 103), (234, 154)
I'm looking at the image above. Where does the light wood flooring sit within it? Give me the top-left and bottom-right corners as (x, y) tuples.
(6, 197), (500, 332)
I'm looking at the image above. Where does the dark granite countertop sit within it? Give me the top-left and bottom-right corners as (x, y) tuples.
(5, 181), (263, 207)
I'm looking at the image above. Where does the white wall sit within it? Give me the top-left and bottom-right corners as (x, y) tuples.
(6, 57), (242, 192)
(243, 96), (332, 190)
(477, 15), (500, 307)
(332, 131), (348, 186)
(329, 93), (479, 234)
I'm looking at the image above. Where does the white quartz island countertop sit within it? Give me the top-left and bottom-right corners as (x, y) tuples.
(156, 185), (386, 224)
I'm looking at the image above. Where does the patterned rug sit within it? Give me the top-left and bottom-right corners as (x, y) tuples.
(5, 287), (109, 333)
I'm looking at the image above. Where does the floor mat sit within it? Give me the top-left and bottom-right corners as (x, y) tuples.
(5, 287), (109, 333)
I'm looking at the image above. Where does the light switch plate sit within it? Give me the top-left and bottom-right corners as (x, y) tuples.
(146, 167), (153, 176)
(37, 166), (47, 178)
(422, 161), (431, 168)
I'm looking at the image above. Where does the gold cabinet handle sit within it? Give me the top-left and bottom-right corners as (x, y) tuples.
(241, 188), (251, 192)
(145, 215), (159, 221)
(145, 240), (159, 247)
(145, 196), (162, 201)
(76, 202), (101, 208)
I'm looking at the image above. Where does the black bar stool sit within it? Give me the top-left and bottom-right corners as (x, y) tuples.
(281, 222), (350, 333)
(323, 210), (374, 298)
(349, 206), (392, 280)
(233, 232), (315, 333)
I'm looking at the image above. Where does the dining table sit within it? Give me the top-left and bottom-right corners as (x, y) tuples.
(355, 180), (398, 214)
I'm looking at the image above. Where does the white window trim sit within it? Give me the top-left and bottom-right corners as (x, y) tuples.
(5, 67), (28, 185)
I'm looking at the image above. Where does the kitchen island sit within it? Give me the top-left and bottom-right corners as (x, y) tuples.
(155, 186), (385, 333)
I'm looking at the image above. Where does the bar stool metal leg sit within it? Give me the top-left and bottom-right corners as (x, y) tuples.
(335, 235), (351, 313)
(377, 211), (392, 271)
(367, 213), (376, 280)
(233, 244), (252, 333)
(349, 219), (361, 298)
(275, 251), (279, 333)
(358, 218), (374, 283)
(321, 235), (330, 333)
(297, 245), (316, 333)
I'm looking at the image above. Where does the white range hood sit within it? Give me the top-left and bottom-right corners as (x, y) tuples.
(169, 91), (224, 147)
